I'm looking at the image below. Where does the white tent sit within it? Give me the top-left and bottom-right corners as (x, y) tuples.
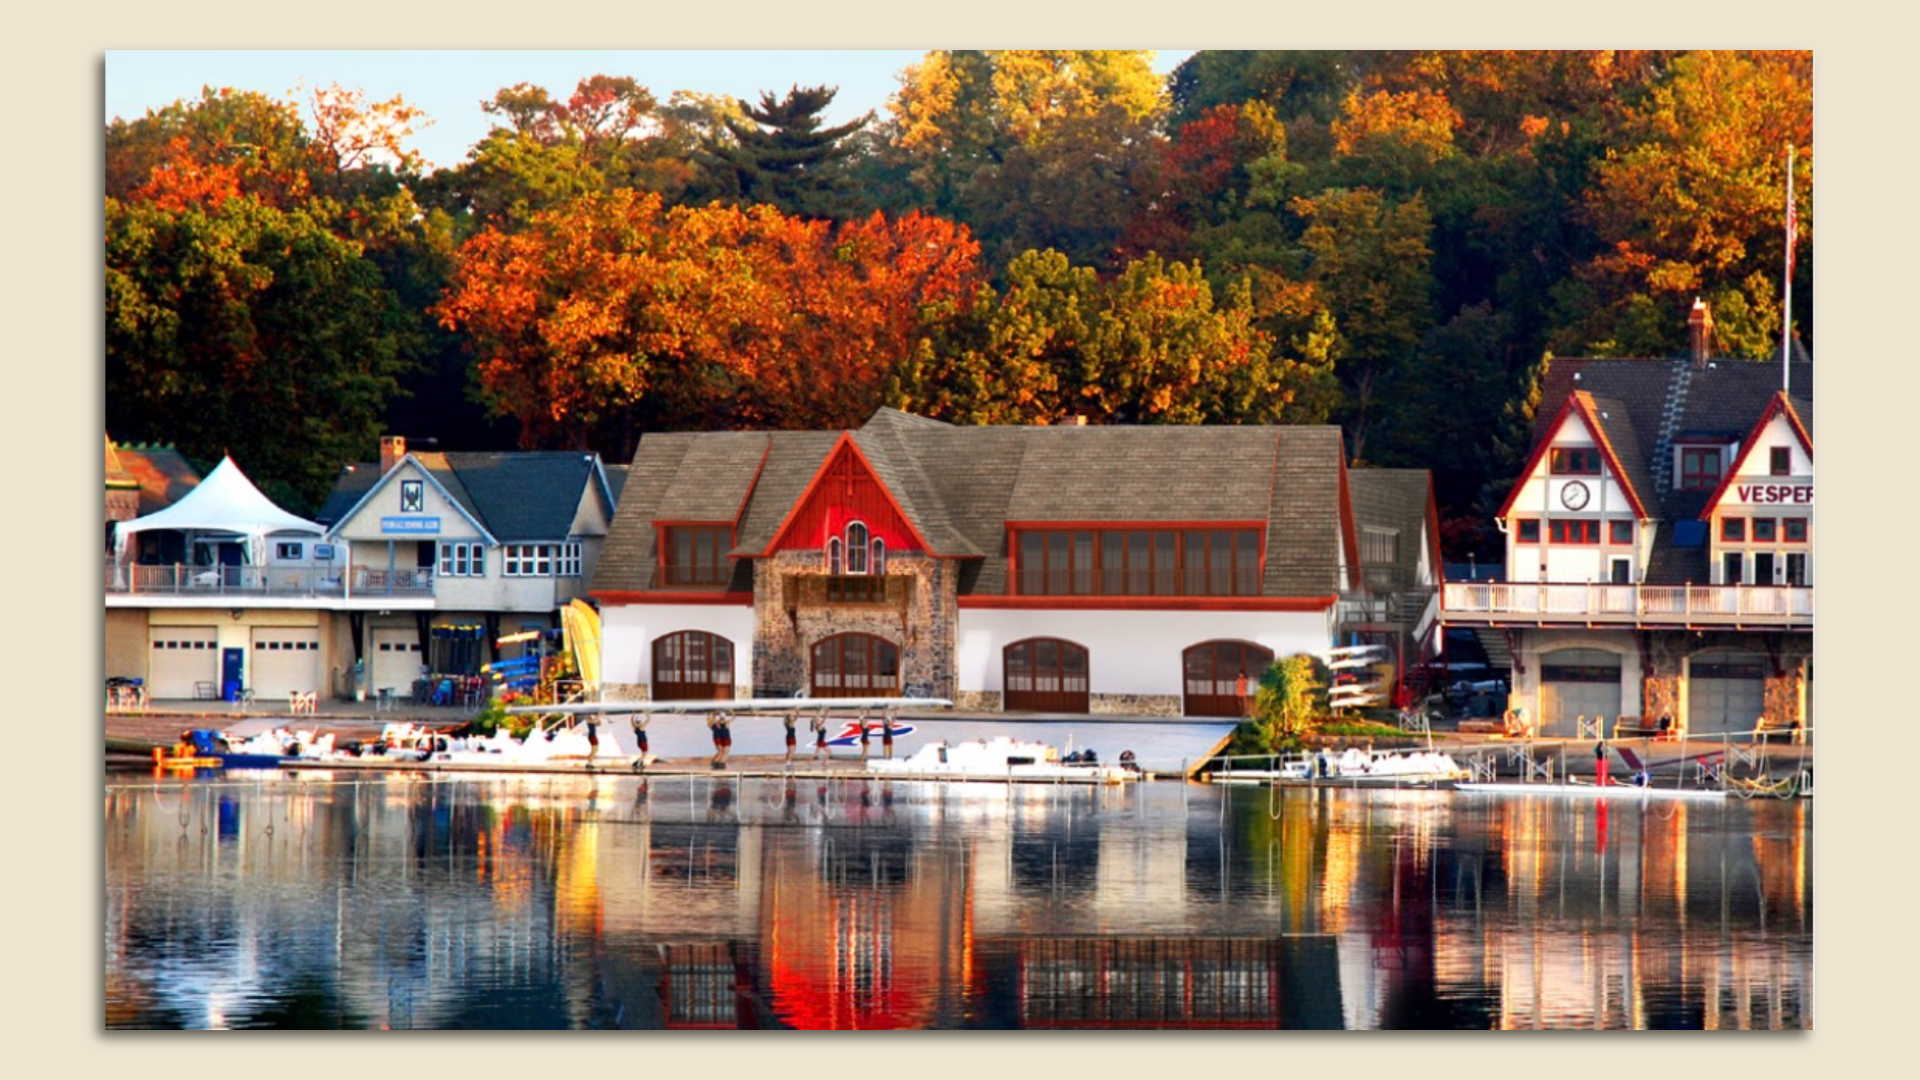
(112, 455), (325, 567)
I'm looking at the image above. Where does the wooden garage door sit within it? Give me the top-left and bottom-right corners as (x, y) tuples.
(654, 631), (736, 701)
(1004, 638), (1090, 713)
(811, 633), (900, 699)
(1539, 648), (1622, 736)
(1688, 651), (1766, 735)
(148, 627), (218, 699)
(1183, 640), (1273, 718)
(371, 628), (423, 696)
(251, 627), (322, 700)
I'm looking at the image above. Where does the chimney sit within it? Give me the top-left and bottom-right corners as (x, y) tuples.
(379, 436), (406, 475)
(1688, 298), (1714, 368)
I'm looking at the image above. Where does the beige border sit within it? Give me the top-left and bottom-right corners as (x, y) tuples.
(35, 10), (1899, 1069)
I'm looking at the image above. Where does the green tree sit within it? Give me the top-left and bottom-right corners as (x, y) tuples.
(106, 195), (414, 512)
(702, 84), (871, 219)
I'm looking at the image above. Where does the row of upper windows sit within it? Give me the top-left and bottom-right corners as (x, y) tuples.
(1555, 443), (1803, 489)
(436, 541), (584, 578)
(1719, 517), (1809, 544)
(1514, 519), (1634, 545)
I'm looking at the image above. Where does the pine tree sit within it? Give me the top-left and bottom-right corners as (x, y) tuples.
(704, 84), (871, 220)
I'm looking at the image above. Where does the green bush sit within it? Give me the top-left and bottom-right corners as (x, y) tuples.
(1228, 653), (1328, 755)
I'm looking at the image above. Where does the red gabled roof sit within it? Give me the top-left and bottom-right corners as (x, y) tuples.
(1495, 392), (1651, 521)
(1698, 392), (1814, 520)
(755, 432), (940, 557)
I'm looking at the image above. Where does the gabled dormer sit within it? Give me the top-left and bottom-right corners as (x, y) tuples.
(1700, 393), (1814, 586)
(755, 432), (937, 565)
(1498, 391), (1653, 584)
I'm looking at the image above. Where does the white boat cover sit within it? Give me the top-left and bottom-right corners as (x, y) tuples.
(111, 456), (325, 566)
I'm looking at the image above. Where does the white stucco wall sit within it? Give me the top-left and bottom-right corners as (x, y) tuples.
(1707, 413), (1814, 585)
(955, 607), (1334, 698)
(600, 602), (756, 689)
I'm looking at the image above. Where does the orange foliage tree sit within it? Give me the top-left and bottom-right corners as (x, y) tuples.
(435, 193), (985, 451)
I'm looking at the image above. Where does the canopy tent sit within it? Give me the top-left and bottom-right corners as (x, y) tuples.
(111, 455), (325, 567)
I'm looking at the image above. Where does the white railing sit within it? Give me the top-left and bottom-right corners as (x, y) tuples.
(105, 560), (435, 599)
(1442, 581), (1812, 625)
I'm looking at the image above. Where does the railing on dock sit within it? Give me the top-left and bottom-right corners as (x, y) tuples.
(1442, 581), (1812, 626)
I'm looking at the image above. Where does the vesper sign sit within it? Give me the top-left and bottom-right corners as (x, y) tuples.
(1733, 484), (1813, 505)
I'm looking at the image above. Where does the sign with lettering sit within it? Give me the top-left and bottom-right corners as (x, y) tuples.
(1733, 484), (1813, 505)
(381, 516), (442, 534)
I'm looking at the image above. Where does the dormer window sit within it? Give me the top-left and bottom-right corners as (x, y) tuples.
(1550, 448), (1601, 475)
(827, 536), (844, 576)
(662, 526), (730, 587)
(1679, 447), (1723, 490)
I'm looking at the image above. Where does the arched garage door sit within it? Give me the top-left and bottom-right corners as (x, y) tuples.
(1688, 650), (1767, 735)
(1004, 638), (1090, 713)
(653, 631), (736, 701)
(811, 633), (900, 699)
(1183, 640), (1274, 717)
(251, 627), (322, 699)
(1539, 648), (1622, 736)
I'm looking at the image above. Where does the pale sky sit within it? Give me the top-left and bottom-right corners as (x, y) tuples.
(106, 50), (1196, 172)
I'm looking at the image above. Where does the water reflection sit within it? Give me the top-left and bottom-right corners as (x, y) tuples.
(104, 771), (1812, 1029)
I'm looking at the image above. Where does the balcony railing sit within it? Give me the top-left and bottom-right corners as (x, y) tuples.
(1442, 581), (1812, 626)
(105, 561), (435, 599)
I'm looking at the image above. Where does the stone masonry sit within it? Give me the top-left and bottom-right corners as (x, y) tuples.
(753, 550), (960, 699)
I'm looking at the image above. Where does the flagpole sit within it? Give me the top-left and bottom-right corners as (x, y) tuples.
(1781, 144), (1795, 392)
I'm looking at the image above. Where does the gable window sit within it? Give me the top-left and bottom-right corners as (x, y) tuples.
(1516, 519), (1540, 544)
(1783, 517), (1808, 543)
(400, 480), (424, 512)
(1770, 447), (1792, 476)
(826, 536), (843, 577)
(1550, 447), (1601, 475)
(1752, 518), (1777, 543)
(438, 542), (486, 577)
(1014, 527), (1261, 597)
(1362, 527), (1399, 566)
(871, 538), (886, 576)
(275, 542), (304, 561)
(1609, 520), (1634, 545)
(663, 526), (730, 587)
(1548, 519), (1598, 544)
(558, 540), (583, 578)
(1679, 447), (1723, 490)
(845, 521), (870, 575)
(1720, 517), (1746, 543)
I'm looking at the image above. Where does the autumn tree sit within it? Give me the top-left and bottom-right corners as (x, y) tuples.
(701, 84), (871, 219)
(881, 50), (1168, 268)
(106, 195), (414, 511)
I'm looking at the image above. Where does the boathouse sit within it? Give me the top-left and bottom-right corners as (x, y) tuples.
(592, 408), (1436, 716)
(1443, 301), (1814, 737)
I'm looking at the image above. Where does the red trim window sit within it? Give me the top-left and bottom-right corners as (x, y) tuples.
(1609, 520), (1633, 545)
(1515, 519), (1540, 544)
(662, 526), (731, 587)
(1770, 447), (1792, 476)
(1547, 519), (1599, 544)
(1783, 517), (1808, 542)
(1679, 447), (1723, 490)
(1550, 447), (1601, 475)
(1752, 517), (1777, 542)
(1721, 517), (1746, 543)
(1014, 527), (1261, 597)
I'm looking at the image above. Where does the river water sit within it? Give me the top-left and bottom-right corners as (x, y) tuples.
(104, 768), (1812, 1029)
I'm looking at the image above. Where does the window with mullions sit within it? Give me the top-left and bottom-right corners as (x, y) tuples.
(1013, 528), (1262, 597)
(846, 521), (870, 575)
(438, 542), (486, 577)
(1547, 519), (1599, 544)
(1679, 447), (1723, 490)
(1550, 447), (1601, 475)
(663, 527), (730, 587)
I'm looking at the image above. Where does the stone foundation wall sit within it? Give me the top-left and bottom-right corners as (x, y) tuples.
(1091, 693), (1184, 717)
(1640, 630), (1812, 730)
(753, 552), (960, 697)
(601, 682), (651, 704)
(954, 690), (1002, 712)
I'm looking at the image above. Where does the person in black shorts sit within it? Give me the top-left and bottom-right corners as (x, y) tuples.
(783, 712), (798, 766)
(811, 714), (829, 762)
(881, 717), (895, 760)
(632, 716), (650, 769)
(710, 714), (732, 769)
(859, 721), (872, 761)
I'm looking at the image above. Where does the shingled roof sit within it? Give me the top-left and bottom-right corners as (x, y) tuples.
(1524, 355), (1814, 585)
(1349, 468), (1435, 583)
(594, 410), (1367, 601)
(317, 450), (617, 543)
(112, 443), (202, 515)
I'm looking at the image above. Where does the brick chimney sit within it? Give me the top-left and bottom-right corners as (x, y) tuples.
(379, 436), (406, 474)
(1688, 299), (1714, 368)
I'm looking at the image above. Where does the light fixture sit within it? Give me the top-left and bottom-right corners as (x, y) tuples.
(230, 609), (244, 621)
